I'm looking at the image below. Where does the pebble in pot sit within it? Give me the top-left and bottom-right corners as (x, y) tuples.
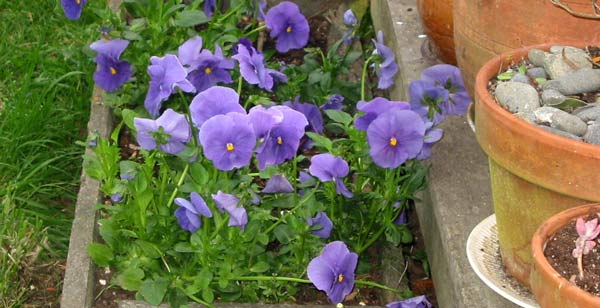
(495, 81), (540, 113)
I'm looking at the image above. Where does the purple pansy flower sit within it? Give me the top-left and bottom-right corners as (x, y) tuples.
(285, 97), (324, 133)
(420, 64), (471, 116)
(178, 36), (204, 69)
(322, 94), (344, 110)
(256, 0), (267, 20)
(416, 122), (443, 160)
(204, 0), (217, 17)
(248, 105), (283, 139)
(265, 1), (309, 53)
(61, 0), (87, 20)
(307, 241), (358, 304)
(175, 192), (213, 233)
(367, 109), (425, 169)
(306, 212), (333, 238)
(408, 80), (449, 125)
(90, 39), (132, 92)
(212, 191), (248, 231)
(343, 9), (358, 26)
(233, 43), (273, 91)
(199, 112), (256, 171)
(187, 47), (234, 93)
(355, 97), (410, 131)
(386, 295), (432, 308)
(110, 193), (123, 203)
(190, 86), (245, 128)
(254, 106), (308, 169)
(262, 175), (294, 193)
(144, 54), (196, 117)
(134, 109), (191, 155)
(309, 153), (353, 198)
(372, 31), (399, 89)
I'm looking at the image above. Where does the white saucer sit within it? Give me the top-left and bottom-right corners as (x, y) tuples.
(466, 214), (540, 308)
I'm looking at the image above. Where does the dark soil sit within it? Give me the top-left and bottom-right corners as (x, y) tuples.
(93, 266), (135, 308)
(22, 260), (65, 308)
(544, 214), (600, 296)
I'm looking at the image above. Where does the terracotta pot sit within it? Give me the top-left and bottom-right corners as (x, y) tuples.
(416, 0), (455, 64)
(474, 43), (600, 288)
(530, 203), (600, 308)
(455, 0), (600, 95)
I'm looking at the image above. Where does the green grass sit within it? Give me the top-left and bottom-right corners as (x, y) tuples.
(0, 1), (107, 305)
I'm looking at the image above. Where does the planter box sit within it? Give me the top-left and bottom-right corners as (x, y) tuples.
(60, 1), (412, 308)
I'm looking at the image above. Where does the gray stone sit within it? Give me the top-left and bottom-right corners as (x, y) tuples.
(526, 67), (547, 80)
(542, 47), (592, 79)
(539, 125), (583, 141)
(550, 111), (588, 136)
(540, 80), (561, 91)
(515, 112), (536, 124)
(494, 81), (540, 113)
(534, 106), (562, 125)
(550, 68), (600, 95)
(510, 73), (530, 84)
(574, 104), (600, 122)
(541, 89), (566, 106)
(584, 124), (600, 145)
(528, 49), (547, 67)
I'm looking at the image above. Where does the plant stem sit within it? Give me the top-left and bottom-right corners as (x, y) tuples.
(230, 276), (403, 294)
(237, 75), (243, 96)
(166, 164), (189, 209)
(179, 287), (216, 308)
(264, 184), (319, 234)
(361, 56), (375, 101)
(232, 276), (311, 284)
(355, 279), (403, 294)
(245, 24), (267, 37)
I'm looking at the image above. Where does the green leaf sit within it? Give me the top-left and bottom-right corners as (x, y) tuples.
(186, 269), (213, 294)
(553, 97), (587, 110)
(121, 108), (138, 131)
(139, 278), (169, 305)
(86, 243), (113, 267)
(116, 267), (145, 291)
(250, 261), (270, 273)
(518, 64), (527, 75)
(384, 224), (401, 246)
(324, 109), (353, 126)
(535, 77), (547, 84)
(135, 240), (162, 259)
(273, 224), (294, 244)
(496, 72), (514, 80)
(202, 288), (215, 303)
(174, 10), (210, 27)
(305, 132), (332, 152)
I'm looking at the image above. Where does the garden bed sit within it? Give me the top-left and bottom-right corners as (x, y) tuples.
(65, 0), (450, 308)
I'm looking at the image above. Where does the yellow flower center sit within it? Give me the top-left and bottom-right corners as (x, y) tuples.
(110, 67), (117, 75)
(76, 0), (81, 4)
(226, 143), (235, 152)
(286, 26), (292, 33)
(277, 136), (283, 145)
(204, 67), (212, 74)
(337, 274), (344, 283)
(389, 137), (397, 147)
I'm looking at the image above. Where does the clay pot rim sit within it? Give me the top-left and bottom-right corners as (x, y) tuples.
(474, 42), (600, 160)
(531, 203), (600, 304)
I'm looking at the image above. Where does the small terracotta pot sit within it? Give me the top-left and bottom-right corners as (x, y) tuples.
(475, 43), (600, 288)
(530, 203), (600, 308)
